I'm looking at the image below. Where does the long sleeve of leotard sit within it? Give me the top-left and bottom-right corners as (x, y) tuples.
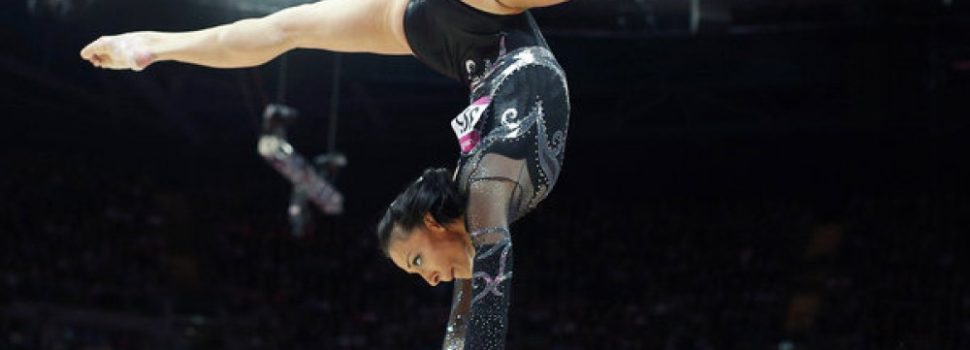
(441, 177), (521, 350)
(465, 226), (514, 349)
(442, 279), (473, 350)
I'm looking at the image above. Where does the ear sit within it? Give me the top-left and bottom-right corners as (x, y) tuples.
(423, 212), (444, 232)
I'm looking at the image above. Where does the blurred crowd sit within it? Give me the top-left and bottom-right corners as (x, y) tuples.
(2, 149), (968, 350)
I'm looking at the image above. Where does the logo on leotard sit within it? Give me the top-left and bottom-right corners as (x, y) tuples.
(451, 96), (491, 154)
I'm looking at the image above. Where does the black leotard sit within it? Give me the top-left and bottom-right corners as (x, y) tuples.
(404, 0), (548, 87)
(404, 0), (568, 219)
(403, 2), (570, 349)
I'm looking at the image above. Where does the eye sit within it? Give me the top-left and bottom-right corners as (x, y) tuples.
(413, 255), (423, 268)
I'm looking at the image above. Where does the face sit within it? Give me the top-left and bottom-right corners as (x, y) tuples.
(388, 214), (474, 286)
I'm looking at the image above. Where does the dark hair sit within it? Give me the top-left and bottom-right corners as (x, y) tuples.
(377, 167), (466, 256)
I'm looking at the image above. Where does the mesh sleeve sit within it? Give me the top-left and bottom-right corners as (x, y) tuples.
(443, 178), (519, 349)
(442, 279), (473, 350)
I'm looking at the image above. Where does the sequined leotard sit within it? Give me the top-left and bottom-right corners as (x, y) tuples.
(404, 1), (570, 349)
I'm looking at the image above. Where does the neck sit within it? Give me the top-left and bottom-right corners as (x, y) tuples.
(445, 219), (475, 258)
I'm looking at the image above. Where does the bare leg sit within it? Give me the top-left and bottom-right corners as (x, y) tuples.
(80, 0), (412, 70)
(282, 0), (413, 55)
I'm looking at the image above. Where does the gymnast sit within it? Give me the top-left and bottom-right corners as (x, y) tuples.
(80, 0), (570, 348)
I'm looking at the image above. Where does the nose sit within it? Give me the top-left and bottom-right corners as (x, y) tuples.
(422, 271), (440, 286)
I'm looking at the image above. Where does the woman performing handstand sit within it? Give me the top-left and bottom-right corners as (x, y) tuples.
(81, 0), (570, 348)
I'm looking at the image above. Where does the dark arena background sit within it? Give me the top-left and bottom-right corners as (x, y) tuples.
(2, 0), (970, 349)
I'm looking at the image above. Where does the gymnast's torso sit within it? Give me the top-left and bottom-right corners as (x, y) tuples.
(404, 0), (571, 221)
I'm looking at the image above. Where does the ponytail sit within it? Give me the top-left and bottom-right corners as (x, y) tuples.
(377, 168), (466, 255)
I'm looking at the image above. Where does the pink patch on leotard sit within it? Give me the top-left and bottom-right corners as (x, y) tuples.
(451, 97), (492, 154)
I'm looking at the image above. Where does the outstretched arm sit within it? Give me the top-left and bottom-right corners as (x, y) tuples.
(80, 0), (411, 70)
